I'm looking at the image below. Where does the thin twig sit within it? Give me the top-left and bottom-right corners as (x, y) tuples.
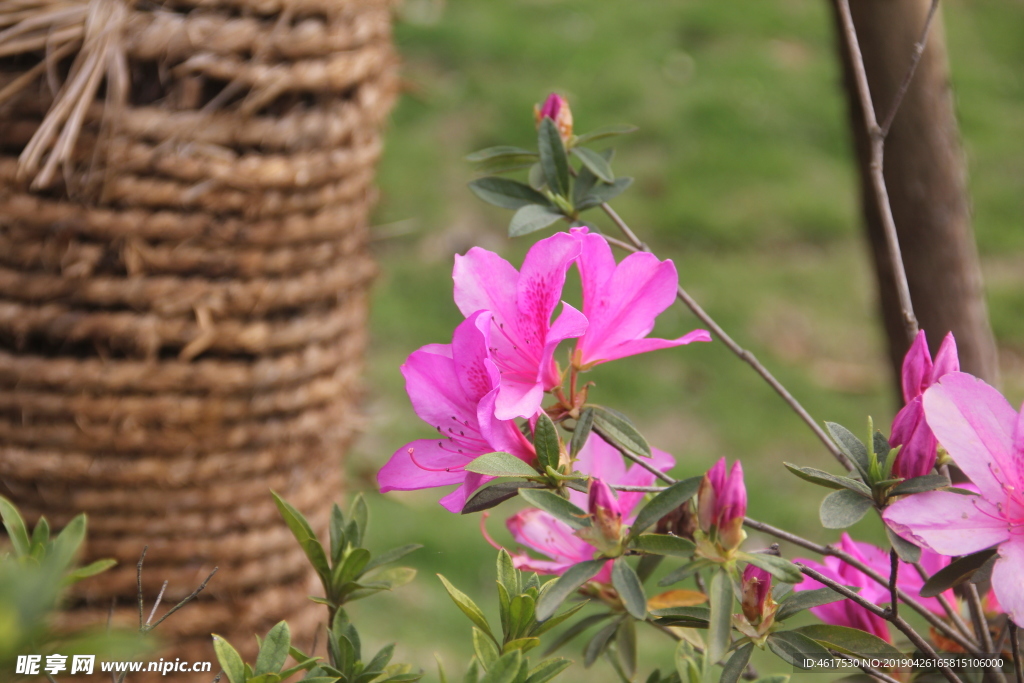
(912, 561), (974, 639)
(146, 580), (169, 625)
(136, 546), (147, 630)
(1010, 622), (1023, 683)
(608, 484), (667, 493)
(964, 583), (1005, 683)
(797, 563), (962, 683)
(887, 549), (900, 620)
(743, 517), (981, 653)
(146, 567), (218, 631)
(608, 440), (676, 484)
(833, 0), (919, 343)
(596, 210), (853, 472)
(879, 0), (941, 137)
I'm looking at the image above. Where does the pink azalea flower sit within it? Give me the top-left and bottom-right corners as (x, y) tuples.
(883, 371), (1024, 627)
(889, 330), (959, 479)
(377, 311), (535, 512)
(569, 227), (711, 368)
(504, 434), (675, 582)
(696, 458), (746, 550)
(453, 232), (588, 420)
(794, 534), (953, 643)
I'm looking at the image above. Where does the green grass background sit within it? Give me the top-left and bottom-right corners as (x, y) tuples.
(339, 0), (1024, 680)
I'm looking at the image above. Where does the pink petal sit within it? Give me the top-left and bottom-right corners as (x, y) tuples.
(402, 347), (477, 435)
(492, 380), (546, 422)
(992, 540), (1024, 627)
(439, 471), (490, 513)
(883, 490), (1010, 556)
(923, 373), (1018, 500)
(452, 311), (500, 401)
(583, 329), (712, 365)
(890, 398), (938, 479)
(453, 248), (520, 326)
(377, 439), (468, 492)
(901, 330), (932, 403)
(541, 301), (589, 389)
(507, 508), (594, 564)
(930, 332), (960, 383)
(515, 232), (583, 348)
(476, 390), (535, 462)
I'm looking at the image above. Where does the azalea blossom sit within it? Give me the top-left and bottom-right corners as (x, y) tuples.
(377, 311), (535, 512)
(570, 227), (711, 369)
(793, 534), (952, 642)
(453, 232), (587, 420)
(503, 434), (675, 582)
(889, 330), (959, 479)
(884, 371), (1024, 626)
(696, 458), (746, 551)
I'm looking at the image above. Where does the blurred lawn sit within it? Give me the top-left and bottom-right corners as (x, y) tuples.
(342, 0), (1024, 680)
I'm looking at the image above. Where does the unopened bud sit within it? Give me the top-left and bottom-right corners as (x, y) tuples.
(740, 564), (773, 624)
(588, 479), (623, 543)
(534, 93), (573, 143)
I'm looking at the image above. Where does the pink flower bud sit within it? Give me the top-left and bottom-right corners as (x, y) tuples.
(534, 93), (573, 143)
(740, 564), (773, 624)
(588, 478), (623, 543)
(697, 459), (747, 549)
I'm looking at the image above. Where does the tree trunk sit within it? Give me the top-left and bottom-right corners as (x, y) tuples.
(831, 0), (999, 394)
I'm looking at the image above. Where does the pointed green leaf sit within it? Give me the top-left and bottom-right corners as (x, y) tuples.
(0, 495), (30, 556)
(255, 621), (291, 675)
(887, 474), (950, 497)
(783, 464), (870, 496)
(466, 452), (540, 478)
(658, 560), (712, 587)
(721, 643), (754, 683)
(612, 558), (647, 620)
(570, 409), (594, 458)
(628, 477), (701, 539)
(349, 494), (368, 548)
(616, 618), (638, 679)
(365, 544), (422, 572)
(577, 178), (633, 211)
(509, 205), (565, 238)
(479, 650), (523, 683)
(272, 491), (331, 581)
(636, 553), (664, 582)
(738, 553), (802, 584)
(571, 147), (614, 183)
(503, 637), (540, 654)
(630, 534), (696, 558)
(590, 406), (651, 458)
(334, 548), (371, 590)
(508, 593), (536, 640)
(329, 504), (347, 565)
(535, 559), (606, 621)
(541, 613), (613, 655)
(794, 624), (902, 658)
(524, 658), (572, 683)
(497, 549), (520, 597)
(765, 632), (831, 669)
(824, 422), (871, 479)
(538, 118), (569, 196)
(462, 481), (546, 514)
(707, 568), (733, 665)
(776, 586), (851, 621)
(212, 635), (246, 683)
(466, 146), (538, 163)
(438, 574), (497, 643)
(50, 513), (86, 570)
(920, 548), (998, 597)
(65, 558), (117, 584)
(584, 618), (621, 668)
(518, 489), (589, 530)
(533, 414), (562, 473)
(473, 628), (500, 669)
(470, 177), (552, 210)
(574, 125), (639, 145)
(819, 489), (873, 529)
(885, 526), (922, 563)
(30, 516), (50, 549)
(532, 600), (588, 637)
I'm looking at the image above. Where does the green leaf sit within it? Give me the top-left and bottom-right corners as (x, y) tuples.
(570, 408), (594, 458)
(362, 644), (396, 680)
(819, 489), (873, 529)
(658, 560), (712, 587)
(535, 559), (607, 621)
(574, 125), (639, 145)
(474, 628), (500, 669)
(333, 547), (371, 591)
(571, 147), (614, 183)
(615, 618), (638, 679)
(49, 513), (86, 570)
(438, 574), (497, 643)
(590, 406), (651, 458)
(349, 494), (368, 548)
(776, 587), (851, 621)
(518, 489), (589, 530)
(479, 650), (523, 683)
(885, 526), (922, 563)
(524, 658), (572, 683)
(738, 553), (803, 584)
(329, 504), (347, 565)
(636, 553), (664, 582)
(30, 516), (49, 549)
(508, 593), (537, 640)
(255, 621), (291, 675)
(577, 178), (633, 211)
(824, 423), (871, 480)
(720, 643), (754, 683)
(630, 534), (696, 557)
(584, 618), (622, 668)
(509, 205), (565, 238)
(466, 452), (540, 478)
(469, 177), (551, 210)
(920, 548), (998, 597)
(65, 558), (117, 584)
(497, 549), (520, 597)
(212, 635), (246, 683)
(887, 474), (950, 497)
(503, 637), (540, 654)
(466, 146), (538, 163)
(365, 544), (422, 572)
(541, 613), (612, 655)
(462, 481), (546, 514)
(765, 632), (831, 669)
(533, 414), (562, 473)
(0, 495), (30, 556)
(706, 568), (733, 665)
(872, 431), (890, 461)
(794, 624), (902, 658)
(532, 600), (588, 637)
(273, 491), (331, 581)
(783, 464), (870, 496)
(612, 558), (647, 620)
(538, 118), (570, 196)
(629, 477), (702, 539)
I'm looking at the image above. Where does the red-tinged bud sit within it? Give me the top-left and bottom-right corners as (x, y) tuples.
(534, 93), (573, 143)
(741, 564), (773, 624)
(656, 499), (697, 540)
(588, 478), (623, 543)
(696, 458), (747, 549)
